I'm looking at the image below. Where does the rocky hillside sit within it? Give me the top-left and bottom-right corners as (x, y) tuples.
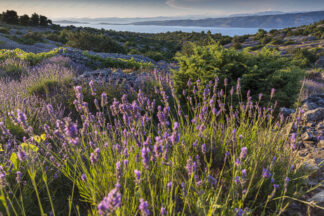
(131, 11), (324, 28)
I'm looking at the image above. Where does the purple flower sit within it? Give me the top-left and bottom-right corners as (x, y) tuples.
(160, 207), (167, 216)
(241, 169), (247, 178)
(285, 177), (290, 184)
(97, 188), (121, 215)
(141, 147), (150, 169)
(16, 171), (22, 183)
(16, 109), (27, 125)
(186, 157), (197, 176)
(201, 143), (207, 154)
(270, 88), (275, 99)
(235, 159), (241, 167)
(173, 122), (179, 131)
(234, 176), (240, 185)
(208, 175), (217, 186)
(89, 80), (96, 96)
(273, 184), (279, 190)
(64, 121), (78, 138)
(236, 78), (241, 94)
(262, 168), (272, 178)
(134, 170), (141, 184)
(139, 198), (150, 216)
(258, 93), (263, 101)
(235, 208), (244, 216)
(74, 86), (83, 100)
(240, 147), (247, 160)
(81, 174), (87, 181)
(167, 181), (172, 190)
(116, 162), (122, 181)
(101, 92), (108, 107)
(17, 150), (27, 162)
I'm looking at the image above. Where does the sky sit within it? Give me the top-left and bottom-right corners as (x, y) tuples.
(0, 0), (323, 18)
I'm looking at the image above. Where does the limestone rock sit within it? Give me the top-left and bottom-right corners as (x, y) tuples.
(303, 108), (324, 122)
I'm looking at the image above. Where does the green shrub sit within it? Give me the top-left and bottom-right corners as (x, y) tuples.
(83, 52), (154, 70)
(270, 38), (283, 45)
(28, 78), (72, 98)
(260, 36), (272, 45)
(173, 44), (304, 107)
(144, 51), (164, 61)
(0, 27), (10, 34)
(283, 40), (295, 45)
(8, 32), (44, 45)
(255, 29), (267, 40)
(0, 48), (65, 65)
(233, 42), (242, 50)
(289, 48), (317, 68)
(0, 58), (28, 80)
(66, 31), (126, 53)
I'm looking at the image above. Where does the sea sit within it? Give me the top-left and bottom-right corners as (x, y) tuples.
(56, 23), (273, 36)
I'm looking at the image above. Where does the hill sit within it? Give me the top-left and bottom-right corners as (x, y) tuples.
(131, 11), (324, 28)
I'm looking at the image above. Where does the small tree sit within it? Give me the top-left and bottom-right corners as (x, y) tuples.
(19, 14), (30, 26)
(2, 10), (19, 24)
(39, 15), (48, 26)
(30, 13), (40, 25)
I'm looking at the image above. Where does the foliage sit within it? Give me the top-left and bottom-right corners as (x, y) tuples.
(0, 62), (312, 215)
(30, 13), (40, 26)
(0, 27), (10, 34)
(289, 48), (318, 68)
(173, 44), (304, 107)
(0, 10), (51, 27)
(0, 58), (28, 80)
(1, 10), (19, 24)
(9, 31), (44, 45)
(0, 48), (65, 65)
(65, 30), (126, 53)
(83, 52), (154, 70)
(19, 14), (30, 25)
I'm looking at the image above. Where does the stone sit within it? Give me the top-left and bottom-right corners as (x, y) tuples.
(280, 107), (295, 117)
(315, 56), (324, 69)
(301, 94), (324, 112)
(309, 191), (324, 204)
(303, 108), (324, 122)
(302, 132), (315, 141)
(318, 140), (324, 148)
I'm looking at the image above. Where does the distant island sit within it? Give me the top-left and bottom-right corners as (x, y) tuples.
(130, 11), (324, 28)
(54, 20), (89, 24)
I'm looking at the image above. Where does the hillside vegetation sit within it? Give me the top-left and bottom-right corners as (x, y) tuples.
(0, 13), (323, 216)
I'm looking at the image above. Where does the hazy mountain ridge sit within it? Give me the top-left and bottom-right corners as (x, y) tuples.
(130, 11), (324, 28)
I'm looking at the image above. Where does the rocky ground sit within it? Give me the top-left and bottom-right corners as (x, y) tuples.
(282, 95), (324, 215)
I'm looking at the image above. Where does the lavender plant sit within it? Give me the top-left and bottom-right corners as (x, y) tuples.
(0, 55), (317, 216)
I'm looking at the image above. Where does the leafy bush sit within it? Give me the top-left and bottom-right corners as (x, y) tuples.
(260, 36), (272, 45)
(10, 32), (44, 45)
(255, 29), (267, 40)
(0, 48), (65, 65)
(289, 48), (318, 68)
(173, 44), (304, 107)
(83, 52), (154, 70)
(0, 58), (28, 80)
(65, 31), (126, 53)
(0, 27), (10, 34)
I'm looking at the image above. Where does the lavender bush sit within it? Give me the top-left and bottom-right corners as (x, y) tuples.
(0, 54), (317, 215)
